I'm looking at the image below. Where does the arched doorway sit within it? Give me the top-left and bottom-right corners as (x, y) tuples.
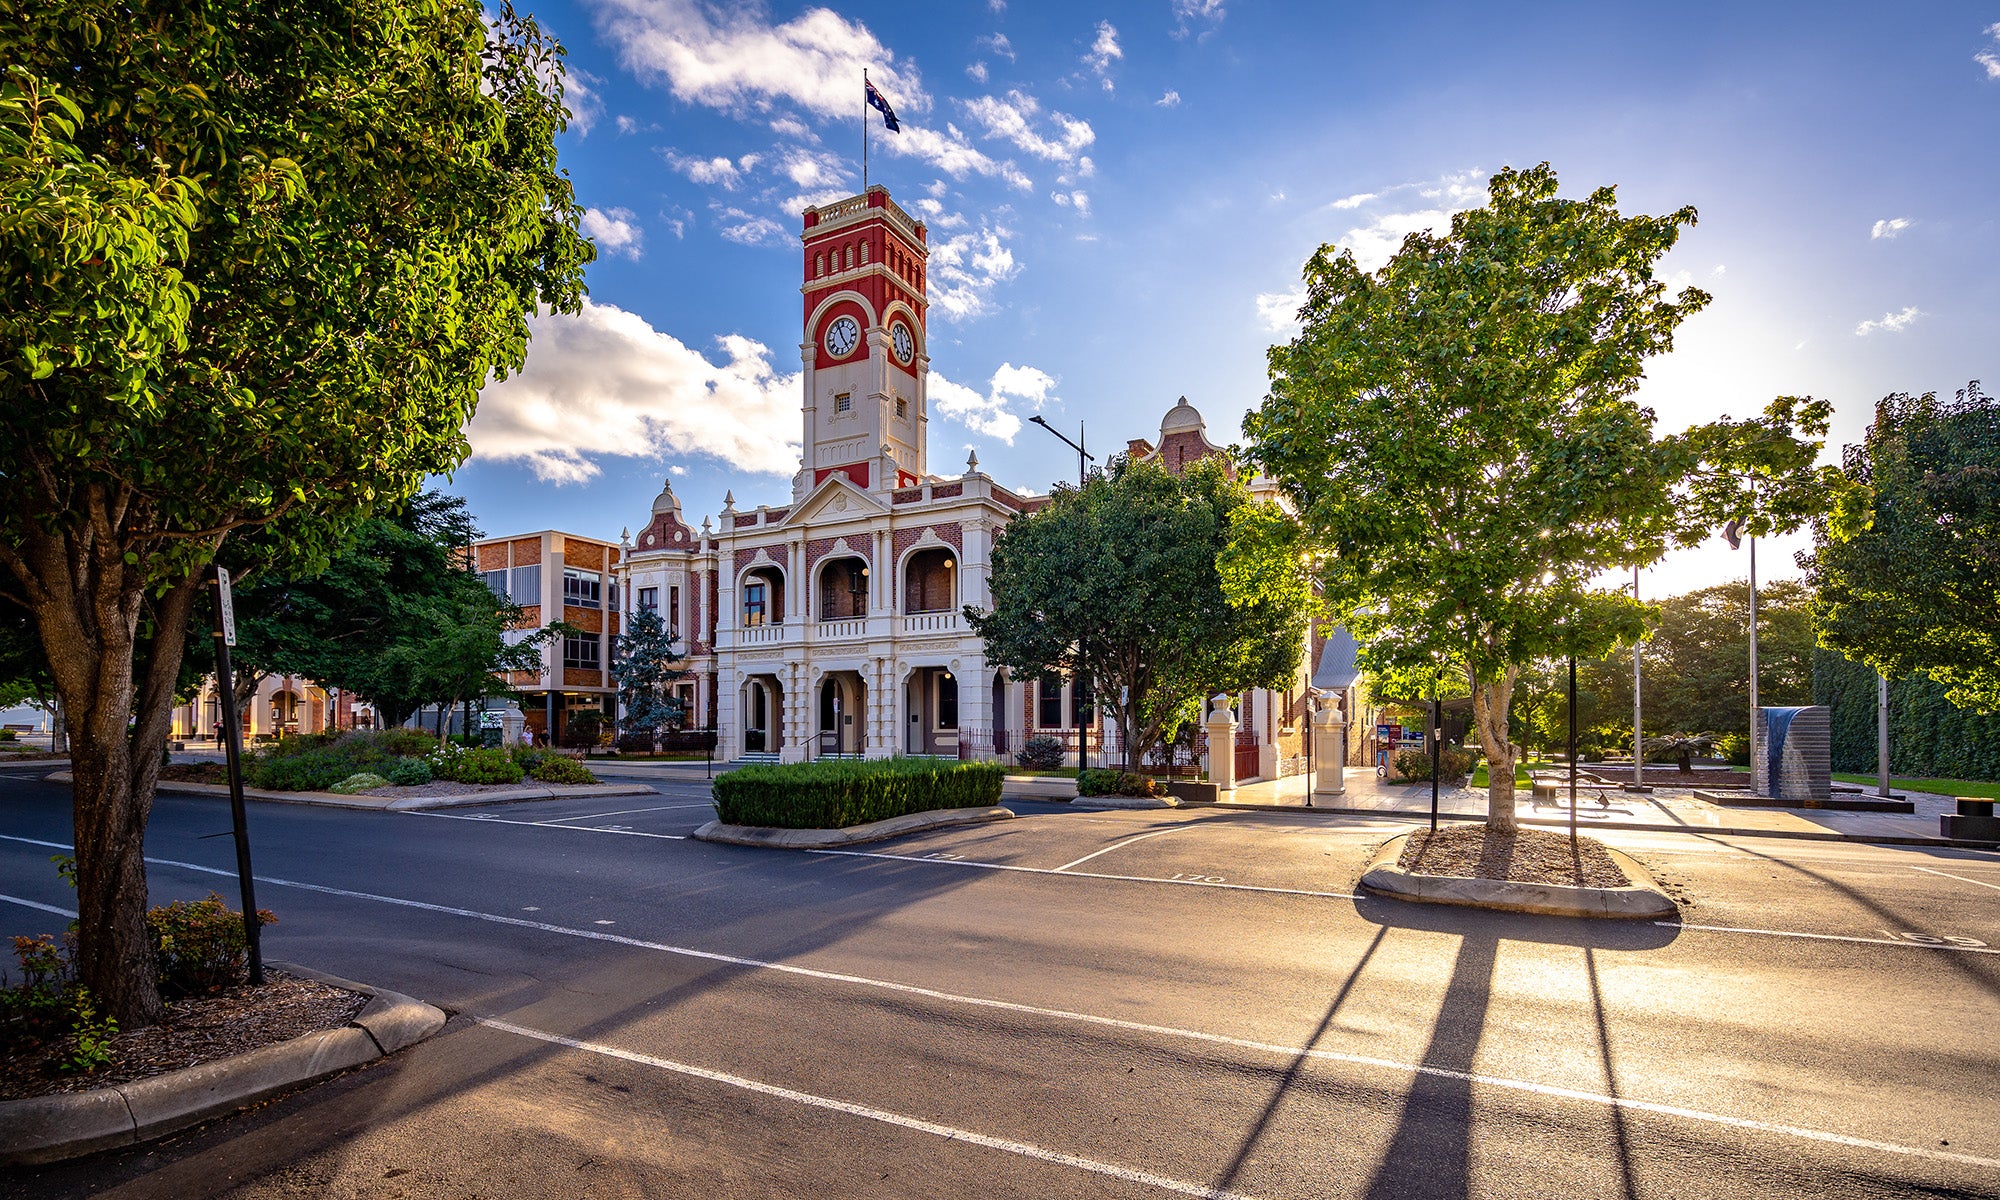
(816, 555), (869, 621)
(904, 667), (960, 757)
(742, 675), (782, 755)
(817, 671), (865, 757)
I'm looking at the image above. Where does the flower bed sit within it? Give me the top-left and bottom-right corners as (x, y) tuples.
(712, 758), (1003, 830)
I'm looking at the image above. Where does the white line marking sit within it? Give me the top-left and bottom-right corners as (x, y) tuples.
(1054, 827), (1189, 872)
(1912, 866), (2000, 892)
(1657, 920), (2000, 955)
(478, 1018), (1262, 1200)
(3, 832), (1988, 1173)
(407, 812), (687, 839)
(0, 892), (76, 918)
(536, 803), (715, 823)
(812, 847), (1362, 901)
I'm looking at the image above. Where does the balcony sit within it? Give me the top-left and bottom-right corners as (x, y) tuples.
(901, 612), (960, 636)
(816, 618), (868, 641)
(739, 623), (787, 645)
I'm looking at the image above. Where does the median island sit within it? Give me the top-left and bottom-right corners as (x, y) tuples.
(1361, 825), (1677, 919)
(693, 758), (1013, 849)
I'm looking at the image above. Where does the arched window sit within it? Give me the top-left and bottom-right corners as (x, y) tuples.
(860, 240), (870, 264)
(902, 547), (956, 613)
(815, 253), (824, 277)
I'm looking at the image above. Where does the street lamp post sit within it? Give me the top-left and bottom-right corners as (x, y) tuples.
(1724, 520), (1759, 787)
(1029, 416), (1097, 773)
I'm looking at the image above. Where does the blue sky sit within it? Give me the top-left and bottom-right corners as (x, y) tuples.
(452, 1), (2000, 597)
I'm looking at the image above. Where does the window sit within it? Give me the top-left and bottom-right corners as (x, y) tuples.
(835, 391), (852, 413)
(511, 564), (541, 603)
(1038, 674), (1064, 729)
(562, 634), (600, 670)
(481, 570), (508, 599)
(815, 253), (824, 277)
(607, 582), (618, 611)
(562, 568), (600, 608)
(638, 587), (658, 613)
(895, 398), (907, 419)
(669, 586), (681, 638)
(743, 582), (767, 627)
(860, 240), (869, 263)
(1071, 676), (1094, 728)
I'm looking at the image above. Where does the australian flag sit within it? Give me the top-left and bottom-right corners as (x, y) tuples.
(865, 79), (901, 132)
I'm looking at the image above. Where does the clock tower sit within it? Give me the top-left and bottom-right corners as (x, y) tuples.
(798, 186), (929, 496)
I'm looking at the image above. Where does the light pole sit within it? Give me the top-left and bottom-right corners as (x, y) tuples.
(1723, 519), (1759, 785)
(1029, 415), (1097, 773)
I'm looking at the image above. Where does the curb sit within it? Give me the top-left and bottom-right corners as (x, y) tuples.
(692, 806), (1015, 849)
(42, 772), (655, 811)
(1071, 795), (1179, 810)
(0, 965), (445, 1167)
(1358, 833), (1679, 920)
(1206, 801), (2000, 850)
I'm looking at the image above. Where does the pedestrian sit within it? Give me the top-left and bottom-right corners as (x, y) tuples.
(212, 720), (223, 744)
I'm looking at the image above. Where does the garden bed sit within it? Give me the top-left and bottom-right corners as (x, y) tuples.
(713, 757), (1004, 830)
(1398, 825), (1631, 889)
(0, 971), (364, 1102)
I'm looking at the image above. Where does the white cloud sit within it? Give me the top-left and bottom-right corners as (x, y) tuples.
(663, 150), (759, 188)
(930, 362), (1057, 442)
(1335, 208), (1454, 271)
(880, 121), (1021, 186)
(1328, 191), (1376, 210)
(928, 224), (1022, 320)
(1156, 90), (1182, 107)
(1979, 23), (2000, 78)
(1084, 22), (1122, 90)
(659, 204), (693, 239)
(1255, 286), (1306, 333)
(768, 115), (813, 140)
(581, 207), (645, 260)
(980, 33), (1016, 61)
(777, 146), (847, 190)
(966, 60), (989, 83)
(1051, 189), (1091, 216)
(1870, 217), (1912, 239)
(962, 90), (1094, 162)
(471, 300), (801, 482)
(1854, 306), (1923, 336)
(561, 68), (604, 135)
(590, 0), (929, 120)
(1171, 0), (1226, 37)
(713, 205), (788, 246)
(615, 114), (640, 135)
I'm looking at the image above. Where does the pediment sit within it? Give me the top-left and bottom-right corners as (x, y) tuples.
(782, 473), (886, 527)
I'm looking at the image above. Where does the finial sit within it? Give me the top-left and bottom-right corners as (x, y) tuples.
(701, 516), (712, 534)
(723, 490), (736, 510)
(620, 526), (631, 545)
(966, 449), (979, 473)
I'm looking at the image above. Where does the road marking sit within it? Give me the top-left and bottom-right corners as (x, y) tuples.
(0, 892), (76, 918)
(3, 834), (1987, 1175)
(407, 812), (687, 839)
(1054, 827), (1189, 872)
(478, 1018), (1263, 1200)
(812, 847), (1361, 902)
(1657, 920), (2000, 955)
(1912, 865), (2000, 892)
(536, 803), (715, 824)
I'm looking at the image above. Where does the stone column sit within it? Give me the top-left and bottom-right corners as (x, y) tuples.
(1204, 694), (1237, 794)
(1312, 707), (1346, 797)
(500, 702), (526, 748)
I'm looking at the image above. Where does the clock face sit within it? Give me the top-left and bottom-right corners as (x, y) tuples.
(892, 323), (915, 364)
(824, 316), (861, 358)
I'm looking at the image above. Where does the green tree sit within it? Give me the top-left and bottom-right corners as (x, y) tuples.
(1806, 383), (1999, 712)
(1248, 164), (1836, 830)
(613, 608), (690, 737)
(969, 455), (1308, 772)
(0, 1), (590, 1025)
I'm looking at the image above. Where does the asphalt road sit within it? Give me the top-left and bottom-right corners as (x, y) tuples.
(1, 765), (1996, 1199)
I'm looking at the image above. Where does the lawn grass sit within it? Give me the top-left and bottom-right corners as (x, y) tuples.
(1467, 756), (1544, 789)
(1004, 766), (1079, 778)
(1832, 771), (2000, 800)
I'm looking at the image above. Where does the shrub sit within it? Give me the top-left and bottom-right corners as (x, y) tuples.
(384, 756), (433, 786)
(441, 746), (524, 785)
(0, 728), (17, 741)
(329, 772), (390, 794)
(1016, 735), (1066, 770)
(1075, 768), (1164, 798)
(530, 755), (598, 785)
(713, 758), (1004, 829)
(562, 710), (607, 751)
(250, 751), (355, 792)
(1396, 747), (1474, 783)
(248, 729), (450, 791)
(148, 893), (277, 998)
(615, 731), (657, 754)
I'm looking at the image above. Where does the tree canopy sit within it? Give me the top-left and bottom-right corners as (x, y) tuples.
(614, 608), (690, 736)
(1806, 383), (1999, 712)
(0, 0), (592, 1025)
(969, 454), (1308, 771)
(1246, 164), (1838, 829)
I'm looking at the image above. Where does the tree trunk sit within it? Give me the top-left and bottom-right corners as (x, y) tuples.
(1, 484), (209, 1028)
(1470, 667), (1520, 834)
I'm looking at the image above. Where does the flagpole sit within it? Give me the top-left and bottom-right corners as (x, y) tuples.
(862, 69), (869, 192)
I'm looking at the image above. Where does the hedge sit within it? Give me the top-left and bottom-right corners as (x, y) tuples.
(1075, 768), (1162, 797)
(1815, 648), (2000, 781)
(712, 757), (1004, 829)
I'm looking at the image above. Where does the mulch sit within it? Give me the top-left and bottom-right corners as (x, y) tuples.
(0, 971), (368, 1101)
(1397, 825), (1632, 889)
